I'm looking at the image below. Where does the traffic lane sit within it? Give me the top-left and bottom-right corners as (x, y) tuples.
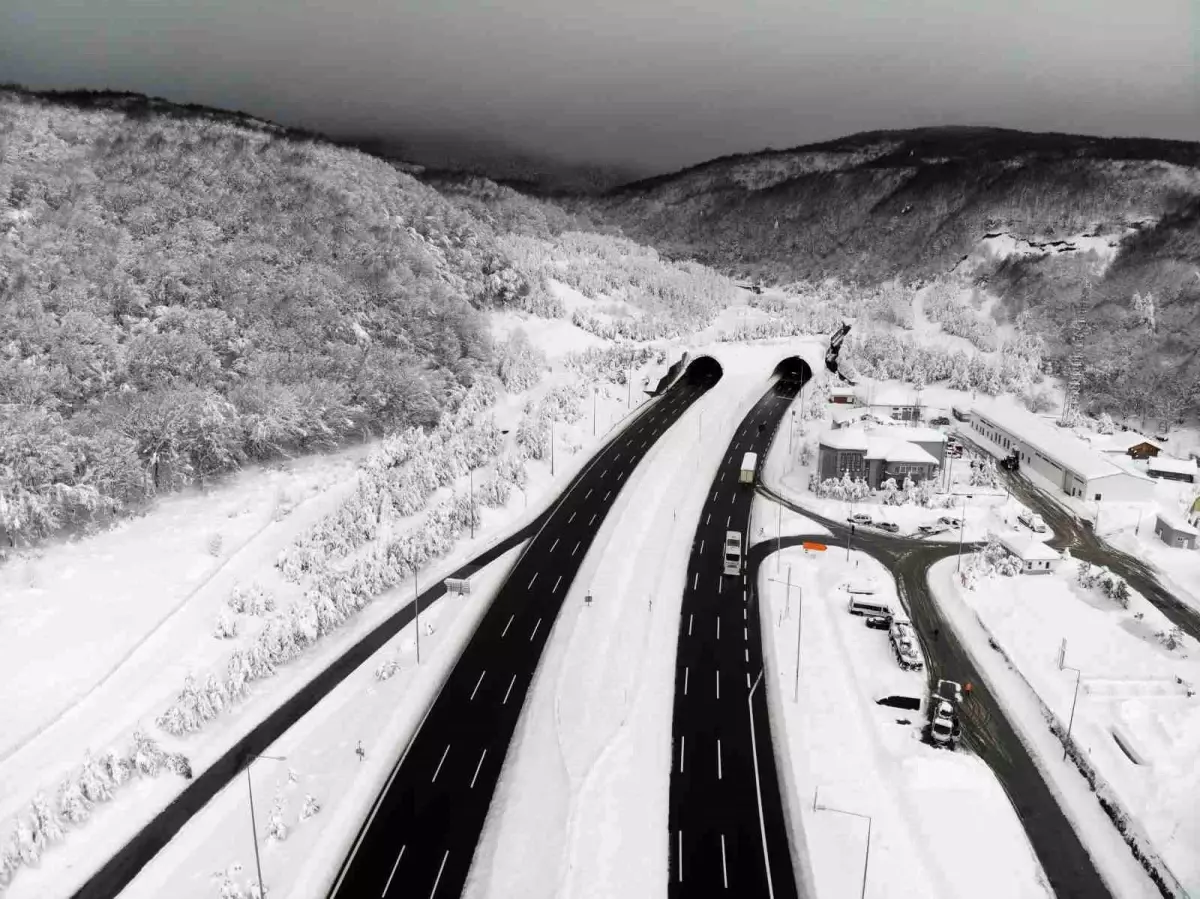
(335, 380), (713, 899)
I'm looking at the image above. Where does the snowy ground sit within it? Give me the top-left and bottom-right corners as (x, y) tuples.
(462, 339), (825, 899)
(757, 544), (1052, 899)
(0, 308), (672, 898)
(115, 544), (524, 899)
(936, 557), (1200, 896)
(926, 559), (1173, 899)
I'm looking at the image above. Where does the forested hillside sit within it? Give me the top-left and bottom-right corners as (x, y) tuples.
(579, 126), (1200, 420)
(0, 88), (532, 543)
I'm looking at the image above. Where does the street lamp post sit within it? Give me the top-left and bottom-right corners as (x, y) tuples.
(245, 753), (286, 899)
(1062, 664), (1082, 759)
(793, 581), (803, 703)
(812, 788), (872, 899)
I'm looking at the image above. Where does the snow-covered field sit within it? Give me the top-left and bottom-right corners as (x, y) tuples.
(115, 543), (524, 899)
(938, 556), (1200, 895)
(462, 339), (824, 899)
(757, 544), (1052, 899)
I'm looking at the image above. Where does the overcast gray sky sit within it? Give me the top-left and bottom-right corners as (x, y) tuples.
(1, 0), (1196, 174)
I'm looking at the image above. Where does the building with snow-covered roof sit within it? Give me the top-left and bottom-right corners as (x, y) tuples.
(1145, 456), (1197, 484)
(969, 403), (1154, 503)
(816, 427), (940, 489)
(831, 407), (869, 429)
(1095, 433), (1163, 460)
(829, 385), (857, 405)
(998, 533), (1062, 574)
(1155, 512), (1197, 550)
(857, 384), (924, 422)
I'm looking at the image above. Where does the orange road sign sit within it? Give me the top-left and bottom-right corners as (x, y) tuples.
(802, 542), (827, 552)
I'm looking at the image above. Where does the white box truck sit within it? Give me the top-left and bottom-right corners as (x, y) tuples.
(723, 531), (742, 575)
(739, 452), (757, 485)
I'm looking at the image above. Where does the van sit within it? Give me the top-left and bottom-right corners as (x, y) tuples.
(739, 453), (758, 485)
(847, 597), (893, 617)
(723, 531), (742, 576)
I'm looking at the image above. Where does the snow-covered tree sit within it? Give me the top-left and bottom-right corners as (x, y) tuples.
(166, 752), (193, 780)
(29, 792), (64, 846)
(879, 478), (901, 506)
(374, 657), (401, 681)
(57, 778), (92, 825)
(1076, 560), (1094, 588)
(214, 608), (239, 639)
(300, 793), (320, 821)
(1095, 412), (1115, 435)
(130, 730), (167, 777)
(1113, 578), (1131, 609)
(79, 753), (114, 804)
(265, 792), (288, 842)
(102, 749), (133, 787)
(0, 835), (21, 887)
(212, 863), (248, 899)
(12, 817), (40, 867)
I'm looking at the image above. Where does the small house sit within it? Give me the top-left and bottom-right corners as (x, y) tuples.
(1155, 513), (1197, 550)
(1100, 434), (1163, 460)
(998, 533), (1061, 574)
(831, 407), (868, 429)
(1146, 457), (1197, 484)
(829, 386), (857, 405)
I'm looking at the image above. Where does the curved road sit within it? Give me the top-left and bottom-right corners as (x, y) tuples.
(328, 359), (723, 899)
(758, 486), (1119, 899)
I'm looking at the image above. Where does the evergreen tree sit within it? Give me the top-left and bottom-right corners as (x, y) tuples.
(300, 793), (320, 820)
(57, 778), (92, 825)
(79, 752), (115, 804)
(29, 792), (65, 845)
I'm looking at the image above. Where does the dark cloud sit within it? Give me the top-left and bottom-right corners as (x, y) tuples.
(2, 0), (1195, 174)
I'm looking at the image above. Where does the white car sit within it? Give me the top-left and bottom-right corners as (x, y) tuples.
(1018, 510), (1047, 533)
(848, 513), (873, 526)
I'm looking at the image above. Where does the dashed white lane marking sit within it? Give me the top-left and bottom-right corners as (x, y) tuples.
(744, 648), (749, 662)
(716, 669), (720, 699)
(700, 539), (705, 554)
(731, 493), (735, 504)
(586, 488), (593, 499)
(470, 749), (487, 789)
(530, 618), (542, 641)
(470, 671), (485, 701)
(719, 577), (723, 594)
(550, 538), (559, 552)
(688, 613), (693, 636)
(604, 490), (611, 501)
(502, 615), (514, 637)
(693, 573), (698, 590)
(743, 607), (747, 620)
(503, 674), (516, 704)
(706, 513), (711, 525)
(721, 834), (729, 889)
(717, 616), (721, 640)
(601, 468), (607, 478)
(717, 739), (723, 780)
(727, 516), (731, 527)
(678, 831), (684, 883)
(528, 572), (538, 589)
(746, 672), (751, 689)
(713, 491), (718, 501)
(383, 845), (407, 897)
(684, 666), (689, 695)
(432, 745), (450, 782)
(553, 575), (562, 593)
(680, 736), (686, 773)
(429, 850), (449, 899)
(744, 627), (748, 641)
(568, 512), (576, 523)
(590, 514), (598, 525)
(573, 540), (581, 555)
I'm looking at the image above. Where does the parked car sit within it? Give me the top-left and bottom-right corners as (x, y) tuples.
(918, 523), (949, 536)
(876, 521), (899, 534)
(946, 444), (964, 458)
(938, 515), (962, 528)
(865, 615), (892, 630)
(848, 512), (873, 526)
(929, 416), (951, 427)
(1018, 510), (1047, 533)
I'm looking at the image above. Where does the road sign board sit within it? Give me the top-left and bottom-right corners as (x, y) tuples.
(802, 541), (827, 552)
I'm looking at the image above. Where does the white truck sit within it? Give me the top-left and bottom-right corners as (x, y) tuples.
(1018, 509), (1047, 533)
(723, 531), (742, 576)
(888, 615), (924, 671)
(739, 452), (758, 485)
(925, 679), (963, 749)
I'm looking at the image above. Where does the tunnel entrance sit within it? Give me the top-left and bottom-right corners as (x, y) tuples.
(773, 356), (812, 384)
(683, 355), (723, 385)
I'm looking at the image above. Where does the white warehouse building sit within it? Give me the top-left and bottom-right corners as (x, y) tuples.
(969, 402), (1155, 503)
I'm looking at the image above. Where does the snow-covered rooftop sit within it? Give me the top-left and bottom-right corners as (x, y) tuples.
(998, 533), (1062, 561)
(1096, 432), (1162, 453)
(878, 441), (939, 465)
(971, 403), (1125, 481)
(1147, 457), (1198, 476)
(868, 424), (947, 445)
(819, 428), (869, 451)
(831, 407), (868, 426)
(818, 428), (939, 465)
(1155, 510), (1198, 536)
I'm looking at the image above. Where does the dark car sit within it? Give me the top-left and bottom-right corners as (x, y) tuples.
(929, 416), (951, 427)
(865, 615), (892, 630)
(876, 521), (899, 533)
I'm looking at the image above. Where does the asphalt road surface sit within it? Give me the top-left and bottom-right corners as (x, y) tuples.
(668, 369), (805, 899)
(328, 359), (722, 899)
(758, 488), (1120, 899)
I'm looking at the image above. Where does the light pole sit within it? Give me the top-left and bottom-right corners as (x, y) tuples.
(956, 498), (967, 573)
(812, 788), (872, 899)
(1062, 663), (1082, 759)
(793, 581), (803, 703)
(246, 753), (286, 899)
